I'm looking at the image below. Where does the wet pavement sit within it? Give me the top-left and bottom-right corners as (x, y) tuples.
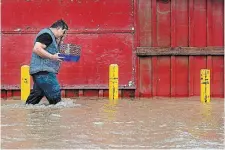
(1, 97), (224, 149)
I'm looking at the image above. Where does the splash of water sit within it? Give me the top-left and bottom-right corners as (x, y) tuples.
(1, 98), (81, 109)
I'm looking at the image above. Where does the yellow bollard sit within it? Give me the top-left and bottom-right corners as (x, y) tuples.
(200, 69), (210, 103)
(109, 64), (118, 105)
(21, 65), (30, 101)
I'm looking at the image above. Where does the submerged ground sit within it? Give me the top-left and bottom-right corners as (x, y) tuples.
(1, 97), (224, 149)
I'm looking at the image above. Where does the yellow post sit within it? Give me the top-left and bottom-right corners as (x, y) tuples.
(109, 64), (118, 105)
(21, 65), (30, 101)
(200, 69), (210, 103)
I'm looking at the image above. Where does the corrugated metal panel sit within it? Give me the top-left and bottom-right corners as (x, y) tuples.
(138, 0), (224, 98)
(1, 0), (136, 99)
(1, 0), (224, 99)
(2, 0), (133, 32)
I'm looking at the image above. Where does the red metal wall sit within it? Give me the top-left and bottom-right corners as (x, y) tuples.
(1, 0), (224, 99)
(1, 0), (136, 98)
(138, 0), (224, 97)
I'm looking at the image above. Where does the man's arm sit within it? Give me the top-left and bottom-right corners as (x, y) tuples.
(33, 42), (62, 61)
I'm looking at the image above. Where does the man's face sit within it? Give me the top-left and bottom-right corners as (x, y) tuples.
(56, 27), (67, 39)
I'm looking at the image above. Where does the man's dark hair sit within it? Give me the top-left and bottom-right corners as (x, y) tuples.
(51, 19), (69, 30)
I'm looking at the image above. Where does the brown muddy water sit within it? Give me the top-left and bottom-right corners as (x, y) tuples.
(1, 97), (224, 149)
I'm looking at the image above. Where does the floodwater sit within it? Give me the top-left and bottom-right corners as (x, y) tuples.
(1, 97), (224, 149)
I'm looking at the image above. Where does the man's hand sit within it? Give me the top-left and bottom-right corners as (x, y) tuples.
(33, 42), (63, 62)
(50, 53), (63, 62)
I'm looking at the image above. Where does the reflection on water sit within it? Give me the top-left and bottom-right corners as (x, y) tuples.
(1, 97), (224, 149)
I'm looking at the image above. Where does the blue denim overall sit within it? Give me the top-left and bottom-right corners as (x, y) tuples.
(26, 28), (61, 104)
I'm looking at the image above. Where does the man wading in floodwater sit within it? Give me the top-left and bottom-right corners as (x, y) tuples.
(26, 20), (68, 105)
